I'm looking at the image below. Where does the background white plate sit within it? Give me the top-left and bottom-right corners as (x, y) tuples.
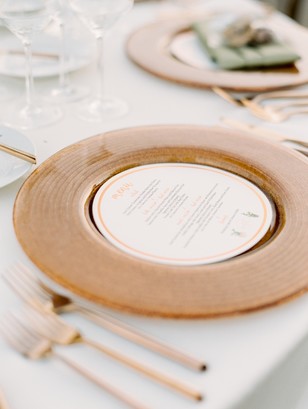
(170, 31), (218, 69)
(0, 125), (35, 188)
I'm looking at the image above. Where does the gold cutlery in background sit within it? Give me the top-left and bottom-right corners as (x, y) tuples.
(0, 313), (150, 409)
(3, 263), (206, 372)
(213, 87), (308, 122)
(241, 100), (308, 122)
(212, 86), (308, 108)
(221, 117), (308, 156)
(0, 143), (36, 164)
(0, 49), (58, 60)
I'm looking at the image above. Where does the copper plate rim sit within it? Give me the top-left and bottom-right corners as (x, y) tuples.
(126, 18), (308, 92)
(13, 125), (308, 318)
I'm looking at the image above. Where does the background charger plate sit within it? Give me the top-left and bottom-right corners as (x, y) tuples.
(126, 17), (308, 92)
(13, 125), (308, 317)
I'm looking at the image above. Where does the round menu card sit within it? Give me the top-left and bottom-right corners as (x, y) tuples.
(92, 163), (273, 266)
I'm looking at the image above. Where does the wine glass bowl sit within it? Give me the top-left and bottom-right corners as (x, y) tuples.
(1, 4), (52, 39)
(0, 0), (63, 129)
(69, 0), (133, 34)
(68, 0), (134, 122)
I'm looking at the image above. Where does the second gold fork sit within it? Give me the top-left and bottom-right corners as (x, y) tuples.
(20, 306), (202, 401)
(3, 263), (206, 372)
(0, 312), (150, 409)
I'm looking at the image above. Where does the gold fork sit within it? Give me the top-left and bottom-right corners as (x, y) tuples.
(0, 312), (150, 409)
(213, 86), (308, 122)
(19, 306), (202, 401)
(221, 117), (308, 156)
(2, 263), (206, 372)
(212, 86), (308, 108)
(241, 99), (308, 122)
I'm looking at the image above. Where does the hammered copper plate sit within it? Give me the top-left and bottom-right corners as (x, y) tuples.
(126, 18), (308, 92)
(14, 125), (308, 317)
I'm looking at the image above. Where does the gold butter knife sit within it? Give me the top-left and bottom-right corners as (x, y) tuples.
(0, 49), (58, 59)
(0, 142), (36, 164)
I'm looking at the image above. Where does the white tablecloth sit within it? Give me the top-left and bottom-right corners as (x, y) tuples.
(1, 1), (308, 408)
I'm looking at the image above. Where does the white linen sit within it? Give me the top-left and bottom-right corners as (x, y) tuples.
(1, 1), (308, 409)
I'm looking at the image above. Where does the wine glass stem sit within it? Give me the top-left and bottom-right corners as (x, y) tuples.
(23, 41), (34, 108)
(96, 35), (105, 102)
(59, 22), (69, 89)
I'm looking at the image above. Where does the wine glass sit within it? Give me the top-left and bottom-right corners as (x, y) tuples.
(0, 0), (63, 129)
(68, 0), (134, 122)
(47, 0), (88, 103)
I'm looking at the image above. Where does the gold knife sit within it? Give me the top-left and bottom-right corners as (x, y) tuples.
(0, 142), (36, 164)
(0, 49), (58, 59)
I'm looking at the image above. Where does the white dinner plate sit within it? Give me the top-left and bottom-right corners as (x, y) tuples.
(170, 30), (216, 69)
(0, 27), (94, 78)
(0, 125), (35, 188)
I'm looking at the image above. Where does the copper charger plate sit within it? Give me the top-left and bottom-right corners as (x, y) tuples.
(14, 125), (308, 317)
(126, 17), (308, 92)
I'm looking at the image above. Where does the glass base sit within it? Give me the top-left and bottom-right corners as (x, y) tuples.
(2, 99), (63, 130)
(46, 84), (89, 104)
(74, 96), (128, 122)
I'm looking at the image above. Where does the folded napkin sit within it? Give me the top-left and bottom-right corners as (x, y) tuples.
(192, 21), (301, 70)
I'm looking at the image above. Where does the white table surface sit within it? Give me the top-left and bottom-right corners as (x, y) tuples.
(1, 1), (308, 409)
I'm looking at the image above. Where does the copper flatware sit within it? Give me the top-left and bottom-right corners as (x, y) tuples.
(0, 49), (58, 60)
(221, 118), (308, 156)
(3, 263), (206, 372)
(212, 86), (308, 107)
(0, 313), (150, 409)
(0, 143), (36, 164)
(21, 306), (203, 401)
(242, 99), (308, 122)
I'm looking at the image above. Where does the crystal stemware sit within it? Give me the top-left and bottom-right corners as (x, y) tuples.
(47, 0), (88, 103)
(68, 0), (134, 122)
(0, 0), (63, 129)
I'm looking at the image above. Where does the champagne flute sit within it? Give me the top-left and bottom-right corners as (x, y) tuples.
(47, 0), (88, 102)
(0, 0), (63, 129)
(68, 0), (134, 122)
